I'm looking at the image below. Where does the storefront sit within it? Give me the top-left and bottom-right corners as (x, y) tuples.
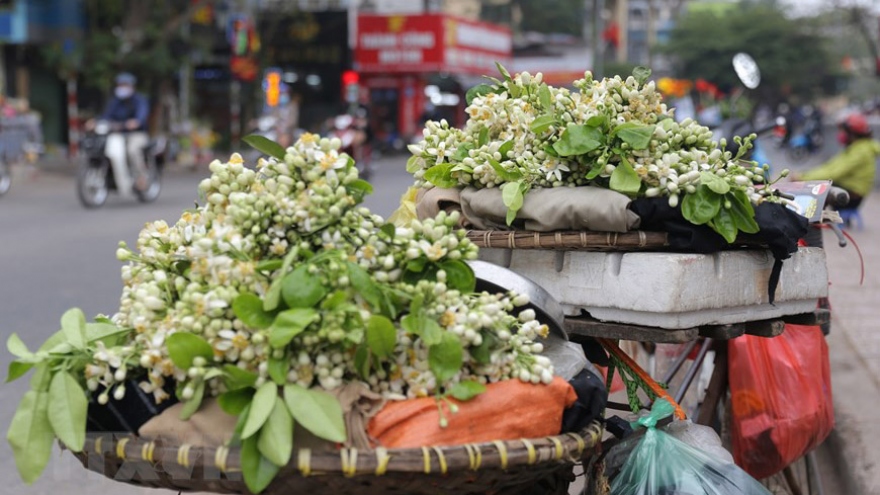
(354, 13), (511, 143)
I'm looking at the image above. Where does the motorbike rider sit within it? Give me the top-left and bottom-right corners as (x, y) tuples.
(95, 73), (150, 190)
(794, 112), (879, 210)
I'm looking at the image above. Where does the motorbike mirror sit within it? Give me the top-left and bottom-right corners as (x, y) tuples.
(732, 52), (761, 89)
(775, 116), (786, 127)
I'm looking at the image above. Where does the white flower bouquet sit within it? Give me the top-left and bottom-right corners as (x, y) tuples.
(406, 65), (787, 242)
(6, 134), (556, 493)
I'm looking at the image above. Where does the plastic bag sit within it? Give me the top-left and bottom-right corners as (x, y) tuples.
(665, 420), (734, 465)
(610, 399), (771, 495)
(728, 324), (834, 479)
(542, 333), (589, 381)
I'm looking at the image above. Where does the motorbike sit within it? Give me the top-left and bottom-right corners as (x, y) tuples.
(77, 120), (164, 208)
(780, 110), (824, 161)
(0, 160), (9, 197)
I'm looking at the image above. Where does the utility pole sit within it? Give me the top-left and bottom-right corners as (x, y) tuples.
(591, 0), (605, 78)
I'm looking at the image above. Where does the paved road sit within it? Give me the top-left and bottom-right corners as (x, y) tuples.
(0, 156), (412, 494)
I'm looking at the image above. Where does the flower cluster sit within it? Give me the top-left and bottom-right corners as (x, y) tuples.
(95, 134), (553, 407)
(407, 66), (783, 241)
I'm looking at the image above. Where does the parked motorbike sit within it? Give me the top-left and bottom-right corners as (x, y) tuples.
(0, 160), (9, 197)
(77, 120), (164, 208)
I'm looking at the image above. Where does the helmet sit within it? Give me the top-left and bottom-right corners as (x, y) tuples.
(115, 73), (136, 86)
(841, 112), (870, 136)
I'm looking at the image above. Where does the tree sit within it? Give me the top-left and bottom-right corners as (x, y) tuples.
(662, 1), (835, 106)
(40, 0), (217, 126)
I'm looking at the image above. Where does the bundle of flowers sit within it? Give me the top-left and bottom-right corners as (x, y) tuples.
(6, 135), (555, 493)
(406, 65), (787, 242)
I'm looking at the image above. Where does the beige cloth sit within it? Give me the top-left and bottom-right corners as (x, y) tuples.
(138, 382), (387, 451)
(415, 186), (641, 232)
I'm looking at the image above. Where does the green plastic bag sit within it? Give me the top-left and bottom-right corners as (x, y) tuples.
(610, 399), (771, 495)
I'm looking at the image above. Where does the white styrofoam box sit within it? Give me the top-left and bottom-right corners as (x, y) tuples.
(477, 247), (827, 329)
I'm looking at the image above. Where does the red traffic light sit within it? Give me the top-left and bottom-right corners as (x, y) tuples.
(342, 70), (359, 86)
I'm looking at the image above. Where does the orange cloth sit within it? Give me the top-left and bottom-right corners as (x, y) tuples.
(368, 377), (578, 448)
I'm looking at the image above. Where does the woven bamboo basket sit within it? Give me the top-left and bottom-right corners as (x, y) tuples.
(73, 421), (603, 495)
(466, 230), (670, 251)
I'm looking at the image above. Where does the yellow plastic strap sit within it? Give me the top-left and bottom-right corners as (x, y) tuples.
(374, 447), (390, 476)
(464, 444), (476, 471)
(94, 436), (103, 454)
(339, 448), (359, 477)
(549, 436), (564, 459)
(214, 446), (229, 472)
(142, 441), (156, 462)
(431, 446), (447, 474)
(421, 446), (431, 474)
(521, 439), (537, 465)
(492, 441), (508, 470)
(177, 444), (191, 468)
(298, 449), (312, 477)
(116, 438), (130, 460)
(566, 433), (586, 455)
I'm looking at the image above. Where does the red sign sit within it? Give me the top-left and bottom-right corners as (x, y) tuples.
(355, 14), (511, 75)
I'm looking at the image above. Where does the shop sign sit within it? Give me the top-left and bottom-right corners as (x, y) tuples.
(355, 14), (511, 75)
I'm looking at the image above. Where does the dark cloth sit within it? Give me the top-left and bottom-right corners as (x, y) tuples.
(561, 365), (608, 433)
(101, 93), (150, 130)
(629, 198), (809, 303)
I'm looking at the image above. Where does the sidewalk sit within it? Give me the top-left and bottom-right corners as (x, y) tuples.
(821, 192), (880, 495)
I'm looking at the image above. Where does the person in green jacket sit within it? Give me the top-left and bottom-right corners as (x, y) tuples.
(797, 112), (880, 210)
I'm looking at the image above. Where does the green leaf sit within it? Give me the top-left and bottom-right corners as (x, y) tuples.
(496, 61), (512, 81)
(439, 260), (476, 293)
(347, 179), (373, 203)
(538, 83), (553, 111)
(264, 247), (300, 312)
(470, 332), (496, 365)
(543, 144), (559, 157)
(488, 159), (522, 182)
(348, 262), (382, 310)
(586, 161), (604, 180)
(380, 223), (396, 240)
(406, 154), (423, 173)
(501, 181), (525, 214)
(258, 400), (294, 467)
(401, 312), (443, 346)
(241, 435), (281, 494)
(60, 308), (87, 350)
(615, 123), (655, 150)
(709, 208), (738, 243)
(700, 171), (730, 195)
(7, 390), (54, 484)
(224, 364), (258, 390)
(728, 191), (760, 234)
(321, 290), (348, 310)
(465, 84), (494, 105)
(6, 361), (34, 383)
(450, 381), (487, 401)
(681, 185), (722, 225)
(233, 292), (276, 330)
(256, 259), (283, 272)
(47, 372), (87, 451)
(283, 384), (346, 443)
(409, 293), (425, 314)
(498, 140), (514, 159)
(478, 127), (489, 148)
(366, 315), (397, 358)
(281, 265), (327, 309)
(6, 333), (31, 359)
(269, 308), (318, 348)
(218, 388), (255, 416)
(84, 322), (131, 345)
(29, 363), (51, 391)
(633, 66), (652, 86)
(243, 134), (286, 160)
(553, 124), (603, 157)
(586, 115), (607, 127)
(424, 162), (458, 189)
(609, 158), (642, 196)
(530, 114), (556, 134)
(429, 333), (464, 383)
(354, 345), (371, 379)
(243, 382), (278, 439)
(166, 333), (214, 370)
(268, 355), (290, 385)
(179, 380), (206, 420)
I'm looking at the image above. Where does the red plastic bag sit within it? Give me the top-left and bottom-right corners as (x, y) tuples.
(728, 324), (834, 479)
